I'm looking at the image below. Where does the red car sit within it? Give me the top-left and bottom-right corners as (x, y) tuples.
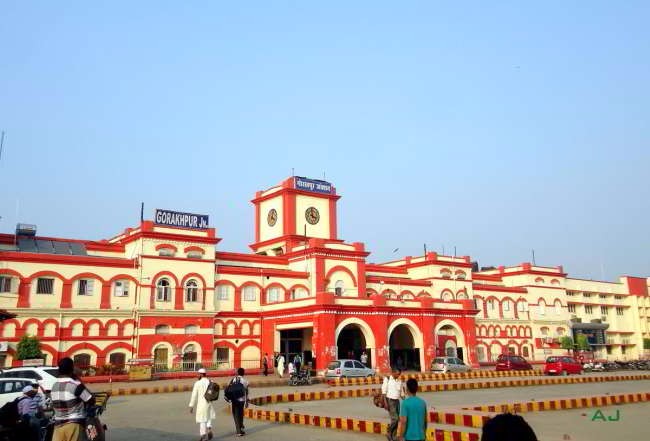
(544, 356), (584, 375)
(495, 354), (533, 371)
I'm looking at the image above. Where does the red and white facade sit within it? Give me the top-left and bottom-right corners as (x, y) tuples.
(0, 177), (648, 372)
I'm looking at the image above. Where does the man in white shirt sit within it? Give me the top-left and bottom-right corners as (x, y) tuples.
(188, 368), (216, 441)
(381, 368), (404, 441)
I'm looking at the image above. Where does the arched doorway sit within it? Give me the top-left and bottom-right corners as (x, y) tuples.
(337, 324), (370, 367)
(435, 321), (466, 362)
(389, 324), (419, 371)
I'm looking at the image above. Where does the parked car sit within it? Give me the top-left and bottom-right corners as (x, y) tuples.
(495, 354), (533, 371)
(0, 366), (59, 392)
(430, 357), (471, 373)
(0, 378), (39, 407)
(325, 359), (376, 379)
(544, 356), (583, 375)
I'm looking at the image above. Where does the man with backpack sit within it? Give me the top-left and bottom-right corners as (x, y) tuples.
(224, 367), (249, 437)
(188, 368), (218, 441)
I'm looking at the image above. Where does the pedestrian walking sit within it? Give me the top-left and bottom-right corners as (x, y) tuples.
(276, 353), (285, 378)
(396, 379), (427, 441)
(293, 353), (302, 372)
(188, 368), (216, 441)
(382, 368), (404, 441)
(360, 351), (368, 366)
(50, 357), (95, 441)
(224, 367), (249, 437)
(262, 353), (269, 376)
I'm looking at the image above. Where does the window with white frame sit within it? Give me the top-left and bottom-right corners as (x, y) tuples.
(243, 286), (257, 301)
(267, 287), (280, 303)
(487, 299), (496, 310)
(292, 287), (308, 300)
(113, 280), (129, 297)
(155, 324), (170, 335)
(36, 278), (54, 294)
(184, 325), (198, 334)
(187, 250), (203, 259)
(158, 247), (175, 257)
(185, 279), (199, 302)
(554, 300), (562, 315)
(0, 276), (13, 293)
(334, 280), (344, 296)
(77, 279), (94, 296)
(441, 270), (452, 279)
(538, 301), (546, 315)
(216, 285), (229, 300)
(557, 328), (565, 336)
(156, 278), (171, 302)
(456, 272), (466, 280)
(540, 327), (549, 336)
(517, 300), (527, 312)
(503, 300), (511, 311)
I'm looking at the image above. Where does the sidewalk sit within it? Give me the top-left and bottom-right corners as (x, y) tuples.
(91, 374), (323, 395)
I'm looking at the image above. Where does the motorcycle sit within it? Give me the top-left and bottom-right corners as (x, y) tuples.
(288, 369), (312, 386)
(0, 391), (109, 441)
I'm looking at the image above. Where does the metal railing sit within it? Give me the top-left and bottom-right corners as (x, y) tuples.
(152, 359), (261, 373)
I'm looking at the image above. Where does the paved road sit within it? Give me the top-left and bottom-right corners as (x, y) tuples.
(101, 378), (650, 441)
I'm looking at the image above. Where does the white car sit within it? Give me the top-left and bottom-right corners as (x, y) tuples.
(0, 366), (59, 392)
(0, 377), (37, 407)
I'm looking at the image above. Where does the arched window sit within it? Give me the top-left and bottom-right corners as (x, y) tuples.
(185, 279), (199, 303)
(109, 352), (126, 367)
(557, 328), (565, 336)
(155, 324), (170, 335)
(540, 327), (549, 336)
(554, 300), (562, 315)
(242, 286), (257, 302)
(292, 287), (308, 300)
(441, 269), (452, 279)
(456, 271), (467, 280)
(456, 292), (469, 300)
(73, 353), (91, 369)
(185, 325), (198, 334)
(538, 300), (546, 315)
(267, 287), (280, 303)
(517, 300), (528, 312)
(441, 291), (454, 301)
(334, 280), (344, 296)
(156, 278), (171, 302)
(216, 285), (229, 300)
(535, 277), (545, 284)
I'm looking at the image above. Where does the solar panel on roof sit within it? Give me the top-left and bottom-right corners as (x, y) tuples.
(52, 241), (72, 255)
(17, 238), (37, 252)
(69, 242), (87, 256)
(35, 240), (55, 254)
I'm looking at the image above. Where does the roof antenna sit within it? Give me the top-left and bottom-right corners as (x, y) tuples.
(291, 168), (295, 177)
(323, 171), (326, 180)
(140, 202), (144, 222)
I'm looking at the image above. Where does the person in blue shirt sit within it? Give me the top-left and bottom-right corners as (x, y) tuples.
(397, 378), (427, 441)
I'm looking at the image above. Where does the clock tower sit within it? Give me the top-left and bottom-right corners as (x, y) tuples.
(251, 176), (340, 255)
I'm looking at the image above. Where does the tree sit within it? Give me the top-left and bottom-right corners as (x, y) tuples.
(559, 336), (574, 353)
(576, 334), (590, 351)
(643, 338), (650, 350)
(16, 335), (43, 360)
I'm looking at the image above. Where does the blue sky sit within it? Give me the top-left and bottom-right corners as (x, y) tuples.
(1, 1), (648, 280)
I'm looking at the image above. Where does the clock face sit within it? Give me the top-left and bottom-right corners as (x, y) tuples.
(267, 209), (278, 226)
(305, 207), (320, 225)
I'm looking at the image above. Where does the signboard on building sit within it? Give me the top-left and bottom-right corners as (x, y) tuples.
(154, 209), (209, 230)
(22, 358), (45, 367)
(294, 176), (333, 194)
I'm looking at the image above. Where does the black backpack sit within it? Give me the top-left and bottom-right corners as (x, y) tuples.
(224, 377), (246, 401)
(0, 397), (23, 427)
(204, 381), (220, 402)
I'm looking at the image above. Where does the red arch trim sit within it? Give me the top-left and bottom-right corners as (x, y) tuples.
(68, 272), (106, 283)
(155, 243), (178, 252)
(107, 274), (139, 284)
(184, 246), (204, 254)
(151, 271), (180, 285)
(181, 272), (208, 287)
(27, 270), (68, 282)
(0, 269), (24, 278)
(324, 265), (358, 287)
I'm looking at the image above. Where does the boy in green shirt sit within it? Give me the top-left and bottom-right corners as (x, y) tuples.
(397, 378), (427, 441)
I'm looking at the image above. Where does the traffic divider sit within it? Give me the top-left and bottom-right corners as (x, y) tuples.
(329, 369), (544, 386)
